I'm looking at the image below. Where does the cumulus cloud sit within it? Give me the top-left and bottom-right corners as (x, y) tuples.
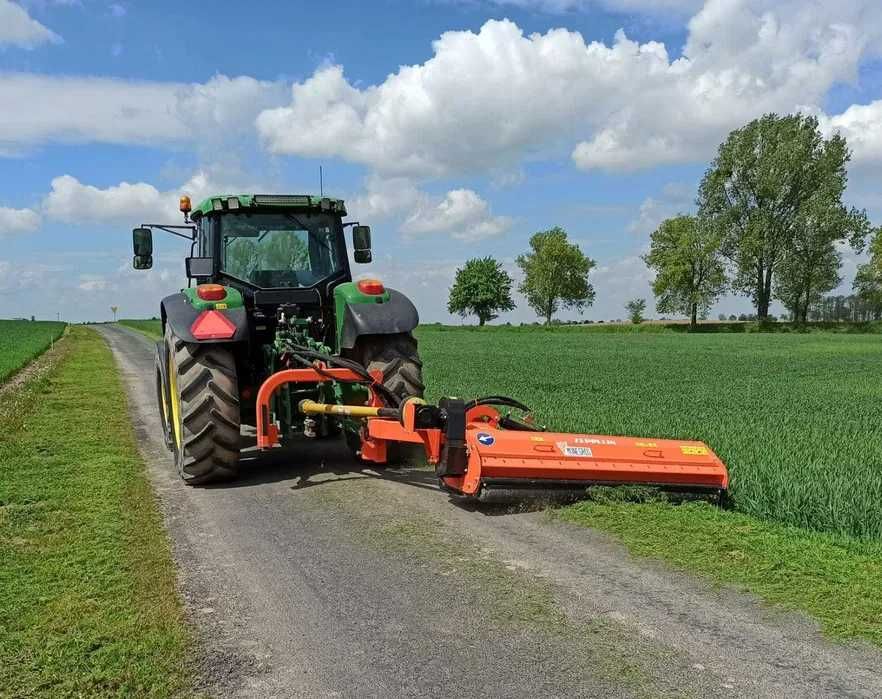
(401, 189), (512, 240)
(0, 1), (61, 48)
(817, 100), (882, 167)
(257, 5), (882, 176)
(0, 73), (284, 155)
(0, 205), (40, 235)
(348, 176), (511, 241)
(42, 171), (227, 224)
(627, 182), (694, 236)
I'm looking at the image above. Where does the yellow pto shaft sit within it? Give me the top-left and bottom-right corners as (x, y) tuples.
(298, 399), (398, 419)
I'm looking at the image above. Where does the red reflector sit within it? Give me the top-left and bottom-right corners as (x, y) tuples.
(196, 283), (226, 301)
(191, 310), (236, 340)
(357, 279), (385, 295)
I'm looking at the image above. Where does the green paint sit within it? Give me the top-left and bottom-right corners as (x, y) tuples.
(333, 281), (391, 348)
(190, 193), (347, 219)
(180, 285), (244, 311)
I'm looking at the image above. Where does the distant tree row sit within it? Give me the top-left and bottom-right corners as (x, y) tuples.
(447, 227), (595, 325)
(645, 113), (878, 329)
(446, 114), (880, 328)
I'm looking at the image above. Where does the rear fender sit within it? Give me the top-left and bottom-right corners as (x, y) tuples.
(337, 288), (419, 350)
(160, 292), (249, 344)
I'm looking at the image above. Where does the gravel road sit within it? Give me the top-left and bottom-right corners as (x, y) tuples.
(96, 324), (882, 698)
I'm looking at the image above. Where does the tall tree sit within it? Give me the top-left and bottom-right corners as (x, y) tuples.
(447, 256), (515, 326)
(643, 215), (727, 330)
(516, 227), (595, 324)
(697, 113), (857, 320)
(853, 229), (882, 321)
(774, 186), (871, 323)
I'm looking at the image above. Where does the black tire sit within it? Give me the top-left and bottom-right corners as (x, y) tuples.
(353, 333), (425, 403)
(165, 326), (241, 485)
(346, 333), (424, 465)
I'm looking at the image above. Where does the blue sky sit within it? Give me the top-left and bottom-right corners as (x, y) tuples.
(1, 0), (881, 323)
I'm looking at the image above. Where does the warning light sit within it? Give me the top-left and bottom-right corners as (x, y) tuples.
(356, 279), (385, 295)
(196, 284), (226, 301)
(179, 195), (191, 213)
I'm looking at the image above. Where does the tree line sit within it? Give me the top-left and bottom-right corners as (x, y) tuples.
(447, 114), (879, 327)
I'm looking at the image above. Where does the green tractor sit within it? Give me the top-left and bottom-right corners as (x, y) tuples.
(132, 193), (424, 484)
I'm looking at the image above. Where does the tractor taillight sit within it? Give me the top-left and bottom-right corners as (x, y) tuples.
(191, 310), (236, 340)
(196, 284), (226, 301)
(357, 279), (385, 295)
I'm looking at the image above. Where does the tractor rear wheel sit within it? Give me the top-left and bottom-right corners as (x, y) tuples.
(345, 332), (424, 465)
(165, 326), (241, 484)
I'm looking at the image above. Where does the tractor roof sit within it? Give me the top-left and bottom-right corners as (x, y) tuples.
(191, 194), (347, 218)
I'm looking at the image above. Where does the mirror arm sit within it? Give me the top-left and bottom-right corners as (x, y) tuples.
(140, 223), (196, 241)
(342, 221), (360, 228)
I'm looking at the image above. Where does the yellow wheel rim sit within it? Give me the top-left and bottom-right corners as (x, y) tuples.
(168, 351), (182, 449)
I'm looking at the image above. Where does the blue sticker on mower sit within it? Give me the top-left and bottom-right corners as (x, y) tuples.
(476, 432), (495, 446)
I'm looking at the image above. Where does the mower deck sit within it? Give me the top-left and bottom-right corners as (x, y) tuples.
(255, 365), (730, 503)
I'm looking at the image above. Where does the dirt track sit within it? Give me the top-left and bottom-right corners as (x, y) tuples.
(96, 323), (882, 698)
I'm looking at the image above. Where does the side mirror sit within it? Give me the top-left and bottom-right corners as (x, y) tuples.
(132, 227), (153, 270)
(352, 225), (372, 264)
(185, 257), (213, 279)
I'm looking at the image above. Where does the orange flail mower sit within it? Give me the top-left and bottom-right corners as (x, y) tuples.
(255, 364), (729, 503)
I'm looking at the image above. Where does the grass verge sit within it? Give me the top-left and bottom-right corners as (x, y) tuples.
(118, 318), (162, 340)
(557, 499), (882, 648)
(0, 326), (191, 697)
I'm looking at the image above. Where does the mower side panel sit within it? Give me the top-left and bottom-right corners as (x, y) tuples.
(337, 287), (419, 349)
(161, 292), (249, 344)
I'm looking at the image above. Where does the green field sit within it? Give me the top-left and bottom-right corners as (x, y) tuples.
(118, 319), (162, 340)
(419, 325), (882, 541)
(0, 327), (190, 696)
(0, 319), (67, 382)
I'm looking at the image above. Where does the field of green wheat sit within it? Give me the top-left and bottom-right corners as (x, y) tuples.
(0, 320), (67, 383)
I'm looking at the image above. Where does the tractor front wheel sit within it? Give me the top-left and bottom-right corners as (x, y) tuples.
(165, 326), (241, 484)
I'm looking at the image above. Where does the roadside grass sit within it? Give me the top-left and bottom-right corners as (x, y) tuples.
(556, 500), (882, 647)
(118, 318), (162, 340)
(0, 326), (190, 697)
(0, 319), (66, 382)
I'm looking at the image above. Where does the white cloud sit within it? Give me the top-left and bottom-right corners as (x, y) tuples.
(0, 205), (40, 235)
(401, 189), (512, 241)
(627, 182), (693, 235)
(0, 73), (284, 155)
(817, 100), (882, 167)
(257, 6), (882, 177)
(42, 171), (226, 224)
(348, 176), (512, 241)
(0, 1), (61, 48)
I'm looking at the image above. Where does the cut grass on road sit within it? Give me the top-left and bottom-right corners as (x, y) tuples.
(0, 319), (66, 383)
(0, 326), (190, 697)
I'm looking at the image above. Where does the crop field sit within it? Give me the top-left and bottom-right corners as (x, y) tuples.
(417, 325), (882, 542)
(0, 320), (67, 383)
(118, 319), (162, 340)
